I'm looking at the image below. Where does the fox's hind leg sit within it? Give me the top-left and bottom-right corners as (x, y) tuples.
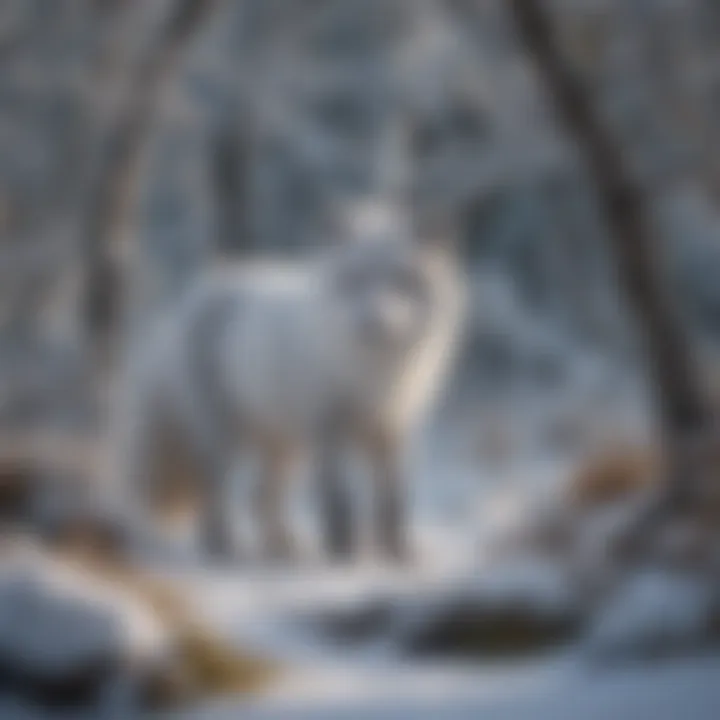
(173, 386), (237, 560)
(119, 380), (201, 552)
(184, 291), (246, 561)
(198, 450), (236, 560)
(131, 393), (237, 560)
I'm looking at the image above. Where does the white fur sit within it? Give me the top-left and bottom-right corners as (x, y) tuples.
(138, 249), (463, 447)
(119, 208), (466, 556)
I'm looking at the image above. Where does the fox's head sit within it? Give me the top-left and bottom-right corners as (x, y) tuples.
(325, 198), (461, 360)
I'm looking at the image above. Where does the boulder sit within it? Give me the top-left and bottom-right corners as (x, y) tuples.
(0, 542), (169, 711)
(395, 559), (583, 658)
(585, 568), (720, 662)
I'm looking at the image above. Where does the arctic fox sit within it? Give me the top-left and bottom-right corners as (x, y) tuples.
(121, 200), (465, 561)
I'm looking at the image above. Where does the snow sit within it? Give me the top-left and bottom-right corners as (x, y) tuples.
(7, 656), (718, 720)
(585, 569), (717, 661)
(143, 546), (720, 720)
(181, 656), (720, 720)
(0, 542), (168, 713)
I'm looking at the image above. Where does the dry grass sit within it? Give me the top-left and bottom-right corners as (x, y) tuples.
(59, 551), (279, 709)
(564, 408), (720, 521)
(117, 566), (277, 700)
(0, 432), (100, 482)
(566, 444), (660, 510)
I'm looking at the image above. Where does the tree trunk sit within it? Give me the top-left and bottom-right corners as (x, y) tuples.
(507, 0), (711, 504)
(80, 0), (219, 366)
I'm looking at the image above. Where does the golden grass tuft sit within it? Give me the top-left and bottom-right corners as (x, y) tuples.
(566, 444), (659, 510)
(58, 551), (279, 709)
(174, 623), (276, 699)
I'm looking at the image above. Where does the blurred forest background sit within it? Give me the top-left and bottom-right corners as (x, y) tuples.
(3, 0), (720, 715)
(3, 0), (720, 460)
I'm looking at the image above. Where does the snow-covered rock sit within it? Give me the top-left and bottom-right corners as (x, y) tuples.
(0, 542), (169, 710)
(585, 569), (719, 662)
(393, 558), (583, 657)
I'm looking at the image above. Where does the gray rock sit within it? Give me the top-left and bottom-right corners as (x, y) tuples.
(0, 543), (169, 711)
(394, 558), (583, 658)
(585, 569), (719, 663)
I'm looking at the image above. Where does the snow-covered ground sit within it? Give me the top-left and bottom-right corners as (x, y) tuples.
(155, 367), (703, 720)
(169, 557), (720, 720)
(4, 548), (719, 720)
(184, 656), (720, 720)
(154, 484), (720, 720)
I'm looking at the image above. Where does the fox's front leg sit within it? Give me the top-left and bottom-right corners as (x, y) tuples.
(188, 412), (237, 560)
(199, 452), (236, 560)
(318, 425), (354, 561)
(256, 442), (297, 562)
(367, 429), (408, 563)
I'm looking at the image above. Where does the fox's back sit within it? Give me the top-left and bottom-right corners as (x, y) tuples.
(140, 203), (465, 443)
(141, 261), (330, 444)
(213, 262), (336, 437)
